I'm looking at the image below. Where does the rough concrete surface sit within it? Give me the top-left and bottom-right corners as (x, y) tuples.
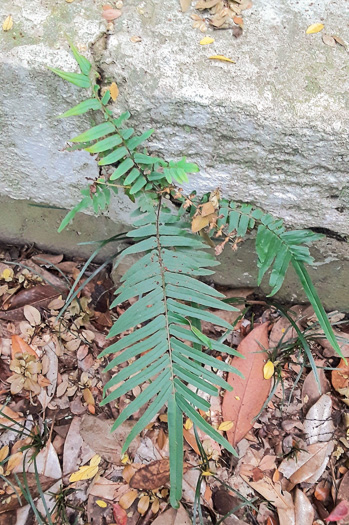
(0, 0), (348, 309)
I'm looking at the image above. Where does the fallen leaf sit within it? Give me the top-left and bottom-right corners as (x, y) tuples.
(279, 441), (334, 484)
(222, 323), (271, 446)
(325, 500), (349, 522)
(37, 342), (58, 410)
(129, 459), (170, 490)
(295, 489), (314, 525)
(304, 394), (334, 444)
(119, 489), (138, 509)
(233, 16), (243, 27)
(2, 15), (13, 31)
(0, 405), (23, 427)
(306, 23), (324, 34)
(63, 417), (95, 476)
(69, 454), (101, 482)
(209, 55), (235, 63)
(151, 503), (191, 524)
(11, 335), (38, 359)
(322, 34), (336, 47)
(23, 305), (41, 326)
(332, 359), (349, 392)
(31, 253), (64, 266)
(80, 415), (141, 464)
(110, 82), (119, 101)
(242, 475), (294, 513)
(180, 0), (192, 12)
(138, 495), (150, 515)
(0, 474), (54, 513)
(112, 503), (127, 525)
(130, 35), (142, 42)
(218, 421), (234, 431)
(200, 36), (214, 45)
(333, 35), (347, 48)
(315, 480), (331, 502)
(302, 368), (330, 412)
(96, 500), (108, 508)
(263, 361), (274, 380)
(102, 8), (122, 21)
(6, 452), (23, 474)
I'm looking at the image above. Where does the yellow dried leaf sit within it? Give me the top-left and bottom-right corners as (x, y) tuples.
(184, 418), (193, 430)
(6, 452), (23, 474)
(119, 489), (138, 510)
(263, 360), (274, 380)
(1, 268), (14, 281)
(306, 23), (324, 34)
(66, 0), (75, 3)
(2, 15), (13, 32)
(96, 500), (107, 508)
(69, 454), (101, 482)
(110, 82), (119, 101)
(159, 414), (168, 423)
(122, 464), (136, 483)
(200, 36), (214, 45)
(209, 55), (235, 63)
(121, 453), (130, 464)
(89, 454), (102, 467)
(137, 495), (150, 515)
(83, 388), (95, 406)
(218, 420), (234, 431)
(69, 464), (99, 482)
(0, 445), (9, 463)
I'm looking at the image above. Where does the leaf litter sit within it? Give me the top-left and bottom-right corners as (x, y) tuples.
(0, 241), (348, 523)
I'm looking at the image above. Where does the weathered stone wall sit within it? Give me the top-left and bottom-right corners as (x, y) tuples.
(0, 0), (348, 309)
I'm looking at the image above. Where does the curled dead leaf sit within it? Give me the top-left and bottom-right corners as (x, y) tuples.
(119, 489), (138, 510)
(209, 55), (235, 63)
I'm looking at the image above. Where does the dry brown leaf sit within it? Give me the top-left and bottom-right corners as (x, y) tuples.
(0, 474), (54, 513)
(180, 0), (192, 12)
(151, 504), (191, 524)
(302, 368), (330, 412)
(242, 475), (293, 510)
(129, 459), (170, 490)
(201, 201), (216, 216)
(304, 394), (334, 444)
(138, 495), (150, 515)
(333, 35), (347, 48)
(191, 213), (215, 232)
(23, 305), (41, 326)
(322, 34), (336, 47)
(279, 441), (333, 484)
(222, 323), (270, 446)
(31, 253), (63, 266)
(332, 359), (349, 392)
(195, 0), (221, 9)
(294, 489), (314, 525)
(130, 35), (142, 42)
(119, 489), (138, 509)
(11, 335), (38, 359)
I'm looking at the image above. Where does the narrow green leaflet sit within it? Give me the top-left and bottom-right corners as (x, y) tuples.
(98, 146), (128, 166)
(67, 39), (92, 75)
(57, 99), (101, 118)
(48, 68), (91, 88)
(71, 122), (115, 142)
(110, 158), (134, 179)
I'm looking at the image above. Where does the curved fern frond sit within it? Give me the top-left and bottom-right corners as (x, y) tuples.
(99, 198), (241, 506)
(215, 200), (344, 358)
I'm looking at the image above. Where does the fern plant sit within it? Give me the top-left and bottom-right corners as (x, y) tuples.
(50, 43), (344, 507)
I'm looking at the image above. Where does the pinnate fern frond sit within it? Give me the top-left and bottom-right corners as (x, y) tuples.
(99, 198), (243, 506)
(215, 200), (344, 358)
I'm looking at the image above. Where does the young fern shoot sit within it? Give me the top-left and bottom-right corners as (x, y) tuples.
(50, 43), (343, 507)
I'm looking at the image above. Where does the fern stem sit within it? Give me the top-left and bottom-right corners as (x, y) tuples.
(155, 196), (175, 387)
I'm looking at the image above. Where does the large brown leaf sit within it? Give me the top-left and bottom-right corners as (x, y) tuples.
(222, 323), (271, 446)
(129, 459), (191, 490)
(0, 474), (54, 513)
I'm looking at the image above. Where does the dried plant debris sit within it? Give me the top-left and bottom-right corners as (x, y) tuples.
(181, 0), (252, 36)
(1, 241), (349, 523)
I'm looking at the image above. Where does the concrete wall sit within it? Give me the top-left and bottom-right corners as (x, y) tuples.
(0, 0), (348, 309)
